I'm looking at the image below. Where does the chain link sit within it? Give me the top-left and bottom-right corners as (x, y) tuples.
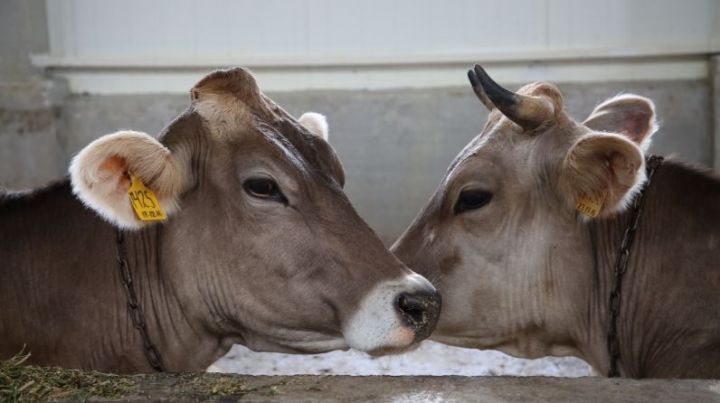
(607, 155), (663, 377)
(116, 230), (166, 372)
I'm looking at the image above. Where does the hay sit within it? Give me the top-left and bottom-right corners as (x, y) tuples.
(0, 352), (255, 402)
(0, 353), (137, 402)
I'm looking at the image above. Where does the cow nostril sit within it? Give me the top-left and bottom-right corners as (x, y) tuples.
(397, 293), (428, 325)
(395, 291), (441, 341)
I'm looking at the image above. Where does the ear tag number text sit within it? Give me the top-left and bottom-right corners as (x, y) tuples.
(576, 192), (606, 218)
(128, 174), (167, 222)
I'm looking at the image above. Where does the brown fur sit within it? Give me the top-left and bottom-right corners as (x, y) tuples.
(393, 73), (720, 378)
(1, 68), (432, 373)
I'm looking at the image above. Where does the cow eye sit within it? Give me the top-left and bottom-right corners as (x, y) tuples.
(244, 178), (287, 203)
(454, 189), (493, 214)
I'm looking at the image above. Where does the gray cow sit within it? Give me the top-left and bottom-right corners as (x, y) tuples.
(0, 68), (440, 373)
(392, 65), (720, 378)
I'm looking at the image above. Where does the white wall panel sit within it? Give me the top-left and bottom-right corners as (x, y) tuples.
(37, 0), (720, 92)
(43, 0), (720, 61)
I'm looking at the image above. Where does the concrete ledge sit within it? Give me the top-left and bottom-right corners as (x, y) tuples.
(98, 374), (720, 402)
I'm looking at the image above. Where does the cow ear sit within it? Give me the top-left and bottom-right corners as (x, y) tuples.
(559, 133), (645, 217)
(69, 130), (188, 229)
(583, 94), (658, 152)
(299, 112), (329, 141)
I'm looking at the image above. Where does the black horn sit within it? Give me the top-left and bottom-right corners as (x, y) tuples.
(467, 64), (554, 131)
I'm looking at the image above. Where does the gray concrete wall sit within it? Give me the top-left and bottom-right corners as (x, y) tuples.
(0, 0), (47, 83)
(0, 0), (67, 190)
(1, 80), (708, 242)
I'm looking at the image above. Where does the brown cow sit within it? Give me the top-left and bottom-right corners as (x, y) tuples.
(0, 68), (440, 373)
(392, 65), (720, 378)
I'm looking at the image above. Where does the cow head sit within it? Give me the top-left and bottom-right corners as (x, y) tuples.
(69, 68), (440, 356)
(392, 65), (657, 358)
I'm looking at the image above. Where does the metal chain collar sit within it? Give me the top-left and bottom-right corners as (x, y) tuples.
(116, 230), (166, 372)
(607, 155), (663, 377)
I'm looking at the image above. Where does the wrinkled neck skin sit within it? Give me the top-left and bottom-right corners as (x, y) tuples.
(127, 124), (251, 372)
(116, 226), (234, 373)
(548, 165), (720, 378)
(549, 211), (620, 376)
(0, 185), (229, 373)
(107, 121), (248, 372)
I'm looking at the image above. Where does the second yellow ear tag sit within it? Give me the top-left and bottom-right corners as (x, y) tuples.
(576, 192), (606, 218)
(128, 174), (167, 222)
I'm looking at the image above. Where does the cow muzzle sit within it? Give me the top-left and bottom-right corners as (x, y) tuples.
(342, 273), (441, 354)
(396, 288), (441, 342)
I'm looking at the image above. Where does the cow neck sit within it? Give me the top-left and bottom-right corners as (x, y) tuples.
(604, 154), (664, 377)
(115, 228), (166, 372)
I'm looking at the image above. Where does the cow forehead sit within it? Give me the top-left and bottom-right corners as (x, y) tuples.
(252, 122), (315, 176)
(159, 108), (345, 188)
(258, 119), (345, 186)
(204, 119), (344, 192)
(445, 135), (490, 182)
(444, 119), (515, 185)
(185, 68), (345, 184)
(447, 99), (587, 186)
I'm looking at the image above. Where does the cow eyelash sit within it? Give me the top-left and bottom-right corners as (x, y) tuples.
(244, 178), (288, 204)
(454, 189), (493, 215)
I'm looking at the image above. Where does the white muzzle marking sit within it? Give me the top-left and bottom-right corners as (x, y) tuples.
(342, 273), (435, 352)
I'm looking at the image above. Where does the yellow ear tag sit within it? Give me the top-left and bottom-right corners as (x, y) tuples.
(128, 174), (167, 222)
(576, 192), (606, 218)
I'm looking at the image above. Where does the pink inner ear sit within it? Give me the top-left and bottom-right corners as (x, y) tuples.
(620, 112), (650, 144)
(584, 96), (656, 148)
(609, 151), (639, 187)
(99, 155), (131, 190)
(560, 133), (644, 217)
